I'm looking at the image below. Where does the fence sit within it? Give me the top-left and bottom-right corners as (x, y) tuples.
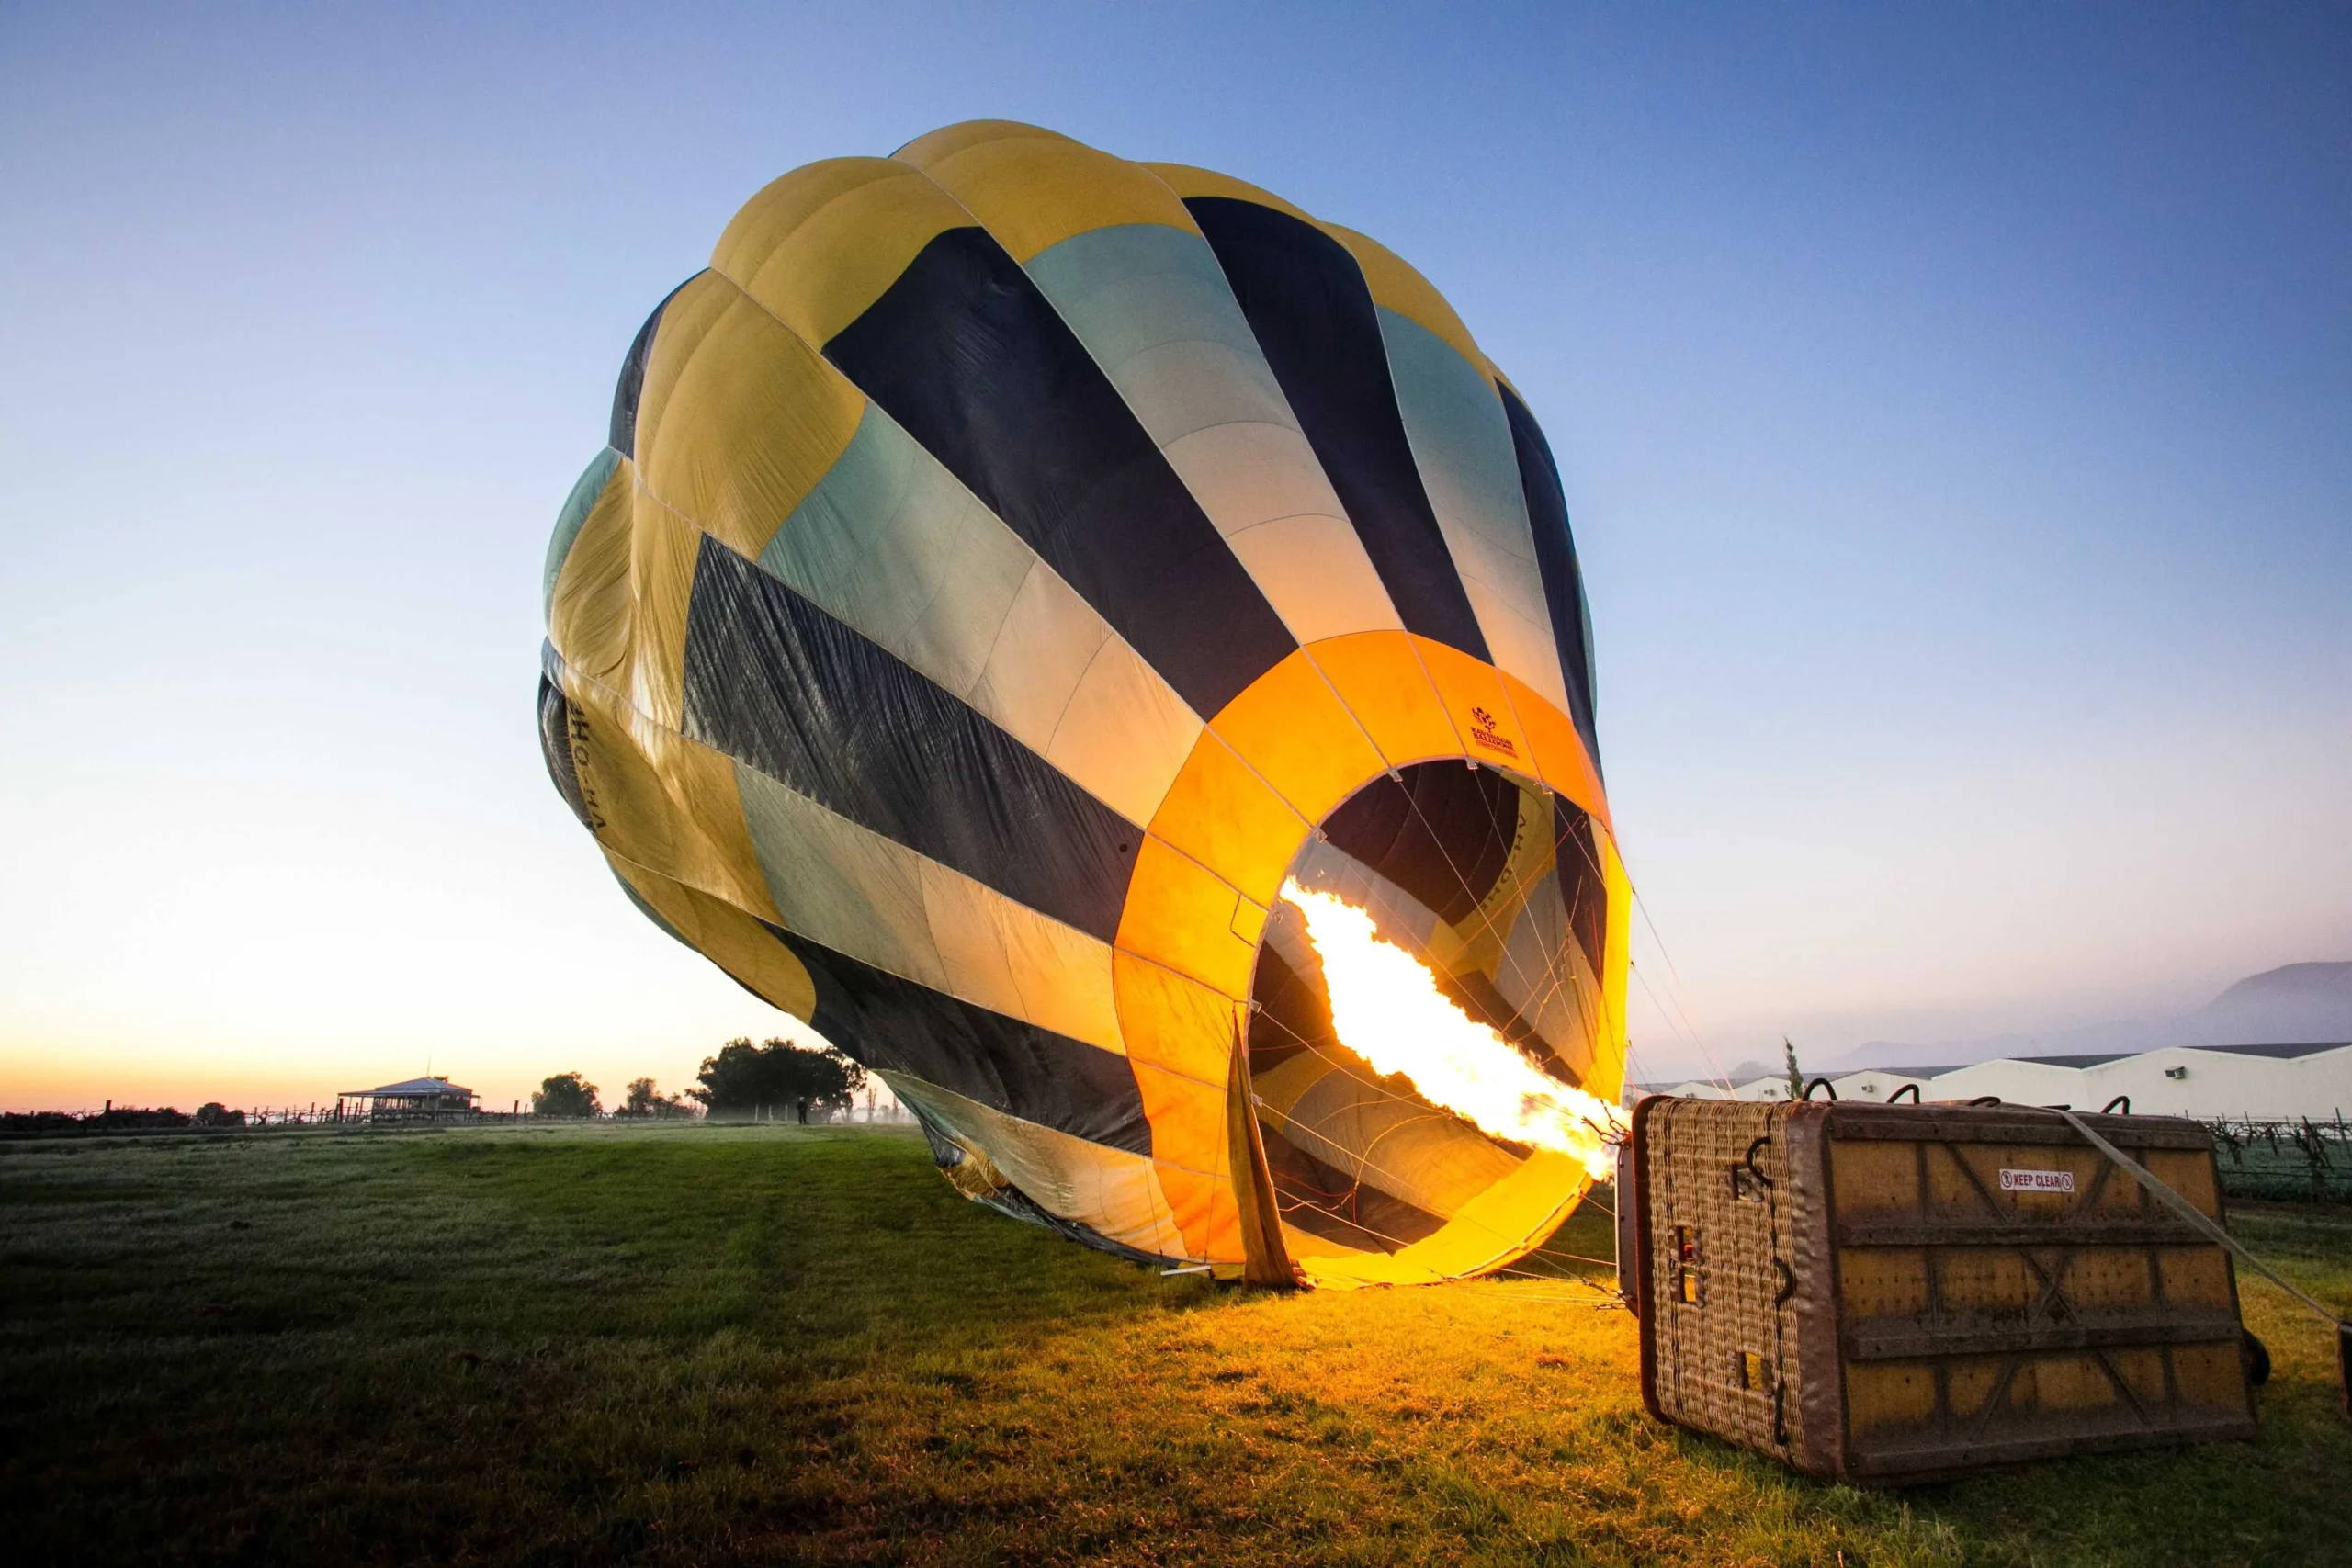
(2205, 1115), (2352, 1204)
(0, 1100), (917, 1138)
(0, 1104), (524, 1136)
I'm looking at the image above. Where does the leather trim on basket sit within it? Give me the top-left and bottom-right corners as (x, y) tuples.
(1632, 1094), (1668, 1422)
(1784, 1102), (1848, 1478)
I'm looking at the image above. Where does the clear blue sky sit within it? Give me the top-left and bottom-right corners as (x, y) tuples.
(3, 3), (2346, 1106)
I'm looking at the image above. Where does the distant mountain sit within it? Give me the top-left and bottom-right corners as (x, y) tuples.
(2210, 961), (2352, 1010)
(1815, 961), (2352, 1076)
(2189, 961), (2352, 1044)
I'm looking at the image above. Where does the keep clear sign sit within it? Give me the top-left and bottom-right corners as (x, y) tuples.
(1999, 1168), (2075, 1193)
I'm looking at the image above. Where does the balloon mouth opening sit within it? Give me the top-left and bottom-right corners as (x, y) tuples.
(1247, 759), (1615, 1280)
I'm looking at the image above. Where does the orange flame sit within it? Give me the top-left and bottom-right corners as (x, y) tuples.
(1278, 878), (1621, 1179)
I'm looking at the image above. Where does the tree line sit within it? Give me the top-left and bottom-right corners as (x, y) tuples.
(530, 1038), (868, 1123)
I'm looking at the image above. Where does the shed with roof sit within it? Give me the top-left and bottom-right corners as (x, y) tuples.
(337, 1077), (479, 1122)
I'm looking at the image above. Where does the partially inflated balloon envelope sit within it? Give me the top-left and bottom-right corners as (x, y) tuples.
(539, 121), (1630, 1287)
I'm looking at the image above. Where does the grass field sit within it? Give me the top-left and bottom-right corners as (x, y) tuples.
(3, 1122), (2347, 1566)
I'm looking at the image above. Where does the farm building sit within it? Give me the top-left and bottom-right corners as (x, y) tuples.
(1654, 1066), (1948, 1107)
(336, 1077), (479, 1122)
(1654, 1042), (2351, 1120)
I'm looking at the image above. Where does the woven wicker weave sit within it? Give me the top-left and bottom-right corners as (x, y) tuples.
(1638, 1098), (1808, 1458)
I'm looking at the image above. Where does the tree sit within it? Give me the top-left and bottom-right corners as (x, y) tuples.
(690, 1037), (866, 1123)
(1782, 1037), (1804, 1103)
(533, 1071), (601, 1118)
(618, 1076), (695, 1119)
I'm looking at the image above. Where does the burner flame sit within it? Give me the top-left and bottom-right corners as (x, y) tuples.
(1278, 878), (1621, 1180)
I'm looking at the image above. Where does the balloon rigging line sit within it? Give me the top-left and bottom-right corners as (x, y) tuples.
(1250, 778), (1624, 1261)
(1380, 765), (1561, 1025)
(1498, 1251), (1617, 1272)
(1396, 771), (1625, 1126)
(1249, 1010), (1595, 1259)
(1627, 886), (1733, 1091)
(1511, 781), (1637, 1081)
(1628, 961), (1716, 1091)
(1318, 751), (1614, 1099)
(1248, 1015), (1538, 1250)
(1248, 1008), (1630, 1267)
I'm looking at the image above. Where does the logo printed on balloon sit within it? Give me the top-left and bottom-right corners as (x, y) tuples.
(1466, 705), (1519, 761)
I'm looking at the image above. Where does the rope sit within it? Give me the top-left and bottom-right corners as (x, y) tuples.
(1628, 888), (1733, 1091)
(2039, 1106), (2347, 1331)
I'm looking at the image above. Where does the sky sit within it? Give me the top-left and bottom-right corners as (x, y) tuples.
(2, 3), (2346, 1110)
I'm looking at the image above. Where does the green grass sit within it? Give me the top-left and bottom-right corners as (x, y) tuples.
(3, 1123), (2347, 1566)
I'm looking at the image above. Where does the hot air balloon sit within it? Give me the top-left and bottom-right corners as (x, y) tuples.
(539, 121), (1629, 1288)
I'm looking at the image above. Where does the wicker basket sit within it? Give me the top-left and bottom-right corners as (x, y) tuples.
(1629, 1096), (2259, 1482)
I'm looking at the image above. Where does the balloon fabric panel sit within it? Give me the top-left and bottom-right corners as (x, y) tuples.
(681, 537), (1136, 943)
(1021, 223), (1404, 647)
(1323, 222), (1498, 384)
(1181, 197), (1490, 664)
(775, 924), (1152, 1155)
(820, 225), (1298, 718)
(1555, 802), (1611, 991)
(883, 1070), (1179, 1258)
(545, 448), (622, 619)
(1498, 382), (1602, 775)
(1374, 308), (1569, 719)
(758, 406), (1038, 704)
(537, 675), (592, 829)
(730, 758), (1127, 1058)
(609, 277), (694, 457)
(1319, 763), (1523, 928)
(714, 160), (976, 350)
(896, 123), (1194, 265)
(756, 400), (1208, 829)
(606, 856), (816, 1021)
